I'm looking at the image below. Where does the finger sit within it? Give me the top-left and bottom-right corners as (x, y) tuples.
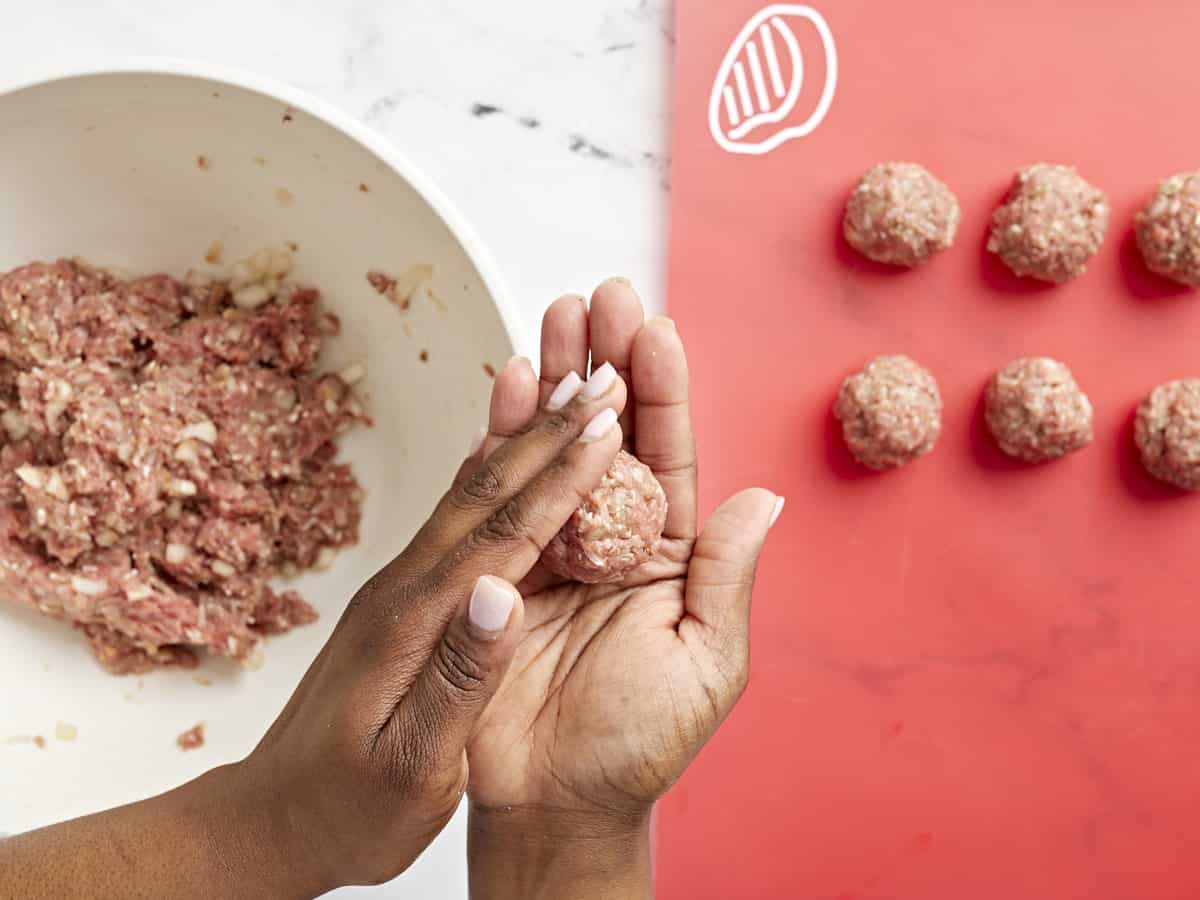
(452, 357), (537, 489)
(436, 408), (624, 593)
(481, 355), (538, 458)
(391, 575), (524, 771)
(682, 488), (782, 652)
(588, 277), (644, 448)
(393, 365), (627, 577)
(631, 317), (698, 539)
(538, 293), (589, 407)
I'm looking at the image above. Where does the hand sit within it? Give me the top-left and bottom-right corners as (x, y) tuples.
(465, 279), (781, 898)
(0, 363), (630, 900)
(235, 359), (631, 893)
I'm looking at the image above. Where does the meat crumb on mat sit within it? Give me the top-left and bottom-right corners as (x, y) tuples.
(176, 722), (205, 750)
(0, 249), (367, 673)
(539, 450), (667, 584)
(985, 358), (1093, 462)
(834, 355), (942, 470)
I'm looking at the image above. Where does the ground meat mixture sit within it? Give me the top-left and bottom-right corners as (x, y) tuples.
(0, 250), (366, 673)
(987, 163), (1109, 283)
(1135, 172), (1200, 286)
(1135, 379), (1200, 490)
(176, 722), (206, 750)
(985, 358), (1093, 462)
(835, 355), (942, 470)
(539, 450), (667, 584)
(842, 162), (961, 267)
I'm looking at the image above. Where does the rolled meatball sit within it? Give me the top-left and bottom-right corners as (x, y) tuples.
(843, 162), (961, 267)
(1135, 379), (1200, 490)
(540, 449), (667, 584)
(1135, 172), (1200, 285)
(987, 163), (1109, 283)
(985, 358), (1093, 462)
(834, 355), (942, 470)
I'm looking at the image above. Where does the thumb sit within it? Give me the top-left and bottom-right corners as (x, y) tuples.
(684, 487), (783, 652)
(397, 575), (524, 759)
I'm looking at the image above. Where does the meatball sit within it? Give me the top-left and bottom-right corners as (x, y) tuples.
(540, 450), (667, 584)
(1135, 379), (1200, 490)
(842, 162), (961, 267)
(834, 355), (942, 470)
(987, 163), (1109, 283)
(985, 357), (1093, 462)
(1135, 172), (1200, 285)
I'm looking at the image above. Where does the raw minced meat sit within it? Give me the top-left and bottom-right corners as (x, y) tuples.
(0, 251), (367, 674)
(842, 162), (960, 267)
(987, 163), (1109, 283)
(1135, 379), (1200, 490)
(834, 355), (942, 470)
(539, 450), (667, 584)
(985, 357), (1093, 462)
(1135, 172), (1200, 285)
(176, 722), (206, 750)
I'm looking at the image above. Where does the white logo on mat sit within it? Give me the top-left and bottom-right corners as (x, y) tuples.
(708, 4), (837, 156)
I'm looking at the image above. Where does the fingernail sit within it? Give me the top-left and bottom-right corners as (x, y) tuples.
(768, 496), (785, 529)
(581, 362), (616, 400)
(469, 575), (515, 638)
(546, 371), (583, 411)
(580, 407), (618, 443)
(505, 355), (531, 373)
(606, 275), (632, 287)
(468, 427), (487, 457)
(648, 315), (677, 333)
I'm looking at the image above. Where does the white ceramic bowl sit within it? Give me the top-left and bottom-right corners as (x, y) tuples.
(0, 61), (524, 834)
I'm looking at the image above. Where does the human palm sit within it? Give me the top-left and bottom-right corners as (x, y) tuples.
(466, 280), (779, 818)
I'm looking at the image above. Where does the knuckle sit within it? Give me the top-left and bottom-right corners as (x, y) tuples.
(539, 409), (576, 438)
(477, 499), (548, 558)
(461, 460), (505, 506)
(637, 450), (697, 479)
(433, 634), (489, 698)
(480, 504), (523, 542)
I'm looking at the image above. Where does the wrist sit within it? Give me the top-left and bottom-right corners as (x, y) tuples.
(467, 802), (653, 900)
(176, 762), (331, 900)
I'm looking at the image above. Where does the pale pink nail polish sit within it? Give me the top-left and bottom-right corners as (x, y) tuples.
(468, 575), (515, 638)
(581, 362), (616, 400)
(768, 496), (786, 528)
(468, 428), (487, 457)
(546, 371), (583, 411)
(580, 407), (618, 443)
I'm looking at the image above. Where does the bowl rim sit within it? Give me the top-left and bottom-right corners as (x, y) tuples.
(0, 56), (533, 360)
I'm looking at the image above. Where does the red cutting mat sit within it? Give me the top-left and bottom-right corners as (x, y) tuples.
(660, 3), (1200, 899)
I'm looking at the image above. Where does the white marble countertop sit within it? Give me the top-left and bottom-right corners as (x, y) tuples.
(2, 1), (668, 896)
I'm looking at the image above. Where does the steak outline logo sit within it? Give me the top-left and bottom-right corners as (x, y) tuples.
(708, 4), (838, 156)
